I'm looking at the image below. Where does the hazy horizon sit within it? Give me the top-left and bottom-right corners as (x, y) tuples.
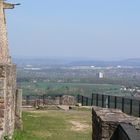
(13, 55), (140, 62)
(6, 0), (140, 60)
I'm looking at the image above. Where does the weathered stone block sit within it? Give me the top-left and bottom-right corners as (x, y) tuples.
(0, 67), (6, 78)
(0, 64), (18, 140)
(0, 103), (4, 109)
(0, 110), (4, 118)
(92, 106), (140, 140)
(0, 79), (5, 89)
(0, 90), (4, 98)
(15, 89), (22, 129)
(60, 95), (75, 105)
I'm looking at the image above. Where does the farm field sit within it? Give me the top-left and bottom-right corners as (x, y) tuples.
(12, 109), (92, 140)
(19, 81), (123, 97)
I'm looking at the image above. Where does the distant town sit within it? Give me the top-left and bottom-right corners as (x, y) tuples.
(15, 57), (140, 99)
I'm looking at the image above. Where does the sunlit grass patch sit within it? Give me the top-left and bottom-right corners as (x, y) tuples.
(13, 110), (92, 140)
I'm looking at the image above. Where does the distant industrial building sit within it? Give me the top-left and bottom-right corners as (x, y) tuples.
(96, 72), (104, 78)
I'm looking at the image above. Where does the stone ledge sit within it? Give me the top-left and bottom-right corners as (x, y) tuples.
(92, 106), (140, 140)
(93, 106), (140, 129)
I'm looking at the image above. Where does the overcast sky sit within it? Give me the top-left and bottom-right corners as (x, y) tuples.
(6, 0), (140, 60)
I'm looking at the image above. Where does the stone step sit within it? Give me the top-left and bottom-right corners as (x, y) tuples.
(57, 105), (70, 111)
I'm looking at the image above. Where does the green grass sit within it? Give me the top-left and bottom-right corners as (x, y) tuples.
(12, 109), (92, 140)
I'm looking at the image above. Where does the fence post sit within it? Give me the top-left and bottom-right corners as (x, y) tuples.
(43, 94), (45, 105)
(108, 96), (110, 108)
(26, 95), (30, 105)
(130, 99), (132, 115)
(102, 94), (104, 107)
(122, 98), (124, 112)
(38, 95), (41, 105)
(139, 101), (140, 117)
(115, 96), (117, 109)
(77, 94), (80, 103)
(81, 96), (84, 106)
(96, 94), (98, 106)
(86, 97), (88, 106)
(91, 93), (94, 106)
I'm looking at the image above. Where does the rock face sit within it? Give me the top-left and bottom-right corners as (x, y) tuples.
(92, 106), (140, 140)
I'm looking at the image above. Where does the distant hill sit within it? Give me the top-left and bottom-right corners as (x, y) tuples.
(69, 58), (140, 67)
(13, 58), (72, 67)
(13, 58), (140, 67)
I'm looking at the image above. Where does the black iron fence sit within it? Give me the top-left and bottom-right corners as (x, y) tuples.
(23, 94), (76, 106)
(77, 93), (140, 117)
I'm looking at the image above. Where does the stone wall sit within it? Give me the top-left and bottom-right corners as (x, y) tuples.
(4, 64), (16, 137)
(0, 64), (22, 139)
(60, 95), (75, 105)
(23, 95), (76, 106)
(92, 106), (140, 140)
(0, 1), (12, 64)
(15, 89), (22, 129)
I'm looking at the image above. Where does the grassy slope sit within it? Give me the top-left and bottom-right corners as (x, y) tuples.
(13, 110), (92, 140)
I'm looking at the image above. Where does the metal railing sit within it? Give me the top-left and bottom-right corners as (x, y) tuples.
(23, 94), (60, 106)
(23, 94), (75, 106)
(77, 93), (140, 117)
